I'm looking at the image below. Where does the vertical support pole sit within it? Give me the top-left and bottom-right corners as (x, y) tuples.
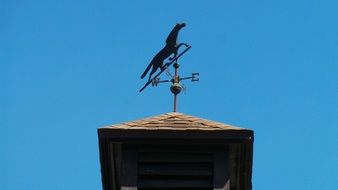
(173, 66), (178, 112)
(173, 94), (177, 112)
(171, 62), (182, 112)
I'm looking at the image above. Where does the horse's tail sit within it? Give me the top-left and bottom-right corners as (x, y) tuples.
(140, 62), (152, 79)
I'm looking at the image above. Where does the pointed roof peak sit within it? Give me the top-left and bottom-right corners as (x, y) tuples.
(102, 112), (247, 131)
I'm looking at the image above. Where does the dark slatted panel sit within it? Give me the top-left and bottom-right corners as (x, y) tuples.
(138, 152), (213, 190)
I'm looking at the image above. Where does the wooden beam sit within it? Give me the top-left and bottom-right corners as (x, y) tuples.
(214, 148), (230, 190)
(121, 146), (138, 190)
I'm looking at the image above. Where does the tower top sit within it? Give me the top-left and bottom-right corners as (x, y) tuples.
(98, 112), (254, 190)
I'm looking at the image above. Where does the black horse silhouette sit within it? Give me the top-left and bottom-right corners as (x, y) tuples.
(141, 23), (189, 81)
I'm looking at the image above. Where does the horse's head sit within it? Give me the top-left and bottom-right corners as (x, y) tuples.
(165, 22), (187, 45)
(176, 23), (186, 28)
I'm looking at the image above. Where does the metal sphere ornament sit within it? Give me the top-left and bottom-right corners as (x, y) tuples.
(170, 83), (182, 95)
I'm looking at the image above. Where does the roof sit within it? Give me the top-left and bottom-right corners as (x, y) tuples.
(101, 112), (247, 131)
(98, 112), (254, 190)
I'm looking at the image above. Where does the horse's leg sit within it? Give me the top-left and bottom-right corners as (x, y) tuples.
(178, 43), (189, 48)
(148, 67), (156, 81)
(168, 43), (190, 60)
(168, 51), (177, 61)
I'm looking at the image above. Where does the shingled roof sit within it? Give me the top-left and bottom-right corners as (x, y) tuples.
(98, 112), (254, 190)
(101, 112), (247, 131)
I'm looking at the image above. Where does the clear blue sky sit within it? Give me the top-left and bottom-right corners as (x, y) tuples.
(1, 0), (337, 189)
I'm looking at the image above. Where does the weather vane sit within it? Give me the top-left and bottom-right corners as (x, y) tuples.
(139, 23), (199, 112)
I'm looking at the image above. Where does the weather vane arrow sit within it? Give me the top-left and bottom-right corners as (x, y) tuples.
(139, 23), (199, 112)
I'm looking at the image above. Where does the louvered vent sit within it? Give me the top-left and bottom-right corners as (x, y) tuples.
(138, 151), (214, 190)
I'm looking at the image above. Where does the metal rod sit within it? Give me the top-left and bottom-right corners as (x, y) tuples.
(173, 94), (177, 112)
(173, 62), (179, 112)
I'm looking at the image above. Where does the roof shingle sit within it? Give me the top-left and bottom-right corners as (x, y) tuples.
(101, 112), (246, 131)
